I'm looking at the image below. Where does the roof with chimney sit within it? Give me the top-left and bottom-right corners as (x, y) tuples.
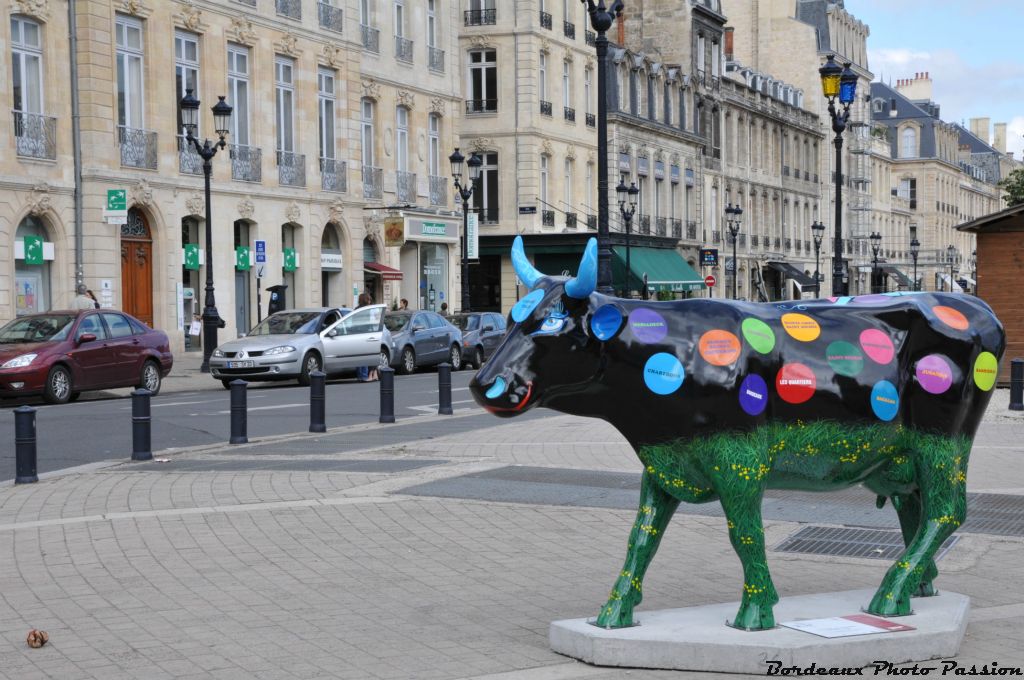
(869, 80), (940, 158)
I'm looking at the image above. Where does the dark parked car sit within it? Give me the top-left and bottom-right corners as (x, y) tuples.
(450, 312), (507, 369)
(384, 310), (464, 373)
(0, 310), (173, 404)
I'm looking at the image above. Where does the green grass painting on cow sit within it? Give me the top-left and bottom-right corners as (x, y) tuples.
(469, 237), (1004, 631)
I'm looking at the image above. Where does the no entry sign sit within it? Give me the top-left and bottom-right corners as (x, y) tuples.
(704, 274), (717, 288)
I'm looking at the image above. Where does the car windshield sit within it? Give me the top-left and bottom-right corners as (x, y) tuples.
(450, 315), (479, 331)
(0, 314), (77, 343)
(247, 312), (322, 336)
(384, 315), (411, 332)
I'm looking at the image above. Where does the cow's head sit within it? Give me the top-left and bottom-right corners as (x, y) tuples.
(470, 236), (603, 417)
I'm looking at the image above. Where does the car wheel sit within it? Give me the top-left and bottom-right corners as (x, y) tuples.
(473, 346), (484, 370)
(379, 348), (391, 369)
(399, 347), (416, 375)
(298, 352), (321, 386)
(43, 365), (72, 405)
(139, 360), (162, 396)
(221, 379), (232, 390)
(449, 344), (462, 371)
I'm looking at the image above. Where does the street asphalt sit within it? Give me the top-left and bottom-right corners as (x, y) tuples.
(0, 367), (1022, 678)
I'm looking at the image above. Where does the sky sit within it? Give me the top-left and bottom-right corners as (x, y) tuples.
(852, 0), (1024, 158)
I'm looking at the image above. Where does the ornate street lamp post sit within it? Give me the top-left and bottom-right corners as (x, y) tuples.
(180, 89), (232, 373)
(910, 235), (920, 291)
(615, 179), (638, 295)
(971, 249), (977, 295)
(869, 231), (882, 294)
(449, 148), (483, 313)
(819, 55), (858, 297)
(811, 220), (825, 297)
(947, 244), (957, 292)
(725, 203), (743, 300)
(581, 0), (625, 294)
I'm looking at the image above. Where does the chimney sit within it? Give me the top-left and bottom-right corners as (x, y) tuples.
(724, 27), (734, 62)
(994, 123), (1007, 152)
(969, 117), (991, 142)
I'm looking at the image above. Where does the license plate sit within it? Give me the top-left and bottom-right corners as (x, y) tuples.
(227, 360), (254, 369)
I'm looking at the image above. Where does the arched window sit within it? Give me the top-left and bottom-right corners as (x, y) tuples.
(900, 127), (917, 159)
(15, 215), (52, 315)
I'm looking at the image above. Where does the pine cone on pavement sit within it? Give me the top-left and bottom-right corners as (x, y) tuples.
(26, 629), (49, 648)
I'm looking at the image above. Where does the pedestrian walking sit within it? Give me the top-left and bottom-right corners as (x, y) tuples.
(71, 284), (95, 310)
(399, 298), (409, 310)
(86, 289), (100, 309)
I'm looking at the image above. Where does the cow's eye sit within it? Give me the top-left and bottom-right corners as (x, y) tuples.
(531, 311), (568, 336)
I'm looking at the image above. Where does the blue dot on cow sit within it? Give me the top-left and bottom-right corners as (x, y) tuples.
(510, 289), (544, 323)
(870, 380), (900, 421)
(590, 304), (624, 341)
(739, 374), (768, 416)
(643, 353), (685, 395)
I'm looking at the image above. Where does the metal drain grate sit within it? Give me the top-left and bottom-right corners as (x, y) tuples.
(774, 525), (959, 560)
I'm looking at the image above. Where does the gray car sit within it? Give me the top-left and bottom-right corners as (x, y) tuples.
(210, 305), (389, 388)
(385, 310), (464, 374)
(450, 312), (508, 369)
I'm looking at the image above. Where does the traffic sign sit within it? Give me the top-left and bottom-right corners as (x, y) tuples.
(254, 239), (267, 264)
(256, 264), (266, 279)
(106, 189), (127, 211)
(705, 274), (717, 288)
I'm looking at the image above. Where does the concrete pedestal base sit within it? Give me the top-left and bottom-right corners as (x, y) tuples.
(549, 589), (969, 673)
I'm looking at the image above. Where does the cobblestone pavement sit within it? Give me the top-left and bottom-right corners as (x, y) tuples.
(0, 395), (1022, 679)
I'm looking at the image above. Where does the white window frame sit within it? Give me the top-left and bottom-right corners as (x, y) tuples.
(175, 30), (200, 137)
(360, 0), (371, 26)
(275, 56), (295, 153)
(115, 14), (145, 128)
(562, 60), (571, 109)
(540, 155), (549, 204)
(318, 67), (337, 161)
(395, 106), (409, 172)
(476, 152), (499, 218)
(586, 162), (594, 215)
(563, 158), (573, 207)
(539, 52), (548, 102)
(394, 0), (405, 38)
(361, 98), (376, 167)
(428, 113), (441, 176)
(10, 16), (44, 114)
(427, 0), (437, 48)
(584, 67), (592, 115)
(468, 49), (497, 105)
(227, 44), (250, 146)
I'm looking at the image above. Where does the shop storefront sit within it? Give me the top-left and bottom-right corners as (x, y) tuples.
(393, 215), (459, 312)
(14, 215), (56, 316)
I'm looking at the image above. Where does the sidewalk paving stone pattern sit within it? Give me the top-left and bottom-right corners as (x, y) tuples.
(0, 390), (1022, 679)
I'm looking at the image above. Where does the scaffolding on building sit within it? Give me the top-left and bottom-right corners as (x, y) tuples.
(846, 120), (872, 240)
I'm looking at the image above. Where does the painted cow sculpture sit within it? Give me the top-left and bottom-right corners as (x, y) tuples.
(469, 236), (1005, 631)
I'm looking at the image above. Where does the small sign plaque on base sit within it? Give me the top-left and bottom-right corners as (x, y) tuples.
(780, 614), (916, 639)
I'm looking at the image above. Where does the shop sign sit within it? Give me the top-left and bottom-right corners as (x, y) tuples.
(321, 251), (344, 271)
(406, 218), (458, 242)
(23, 235), (44, 265)
(700, 248), (719, 267)
(183, 244), (200, 270)
(384, 217), (405, 247)
(283, 248), (298, 272)
(235, 246), (251, 271)
(466, 213), (479, 260)
(104, 189), (128, 225)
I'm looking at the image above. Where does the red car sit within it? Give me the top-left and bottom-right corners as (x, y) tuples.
(0, 310), (173, 404)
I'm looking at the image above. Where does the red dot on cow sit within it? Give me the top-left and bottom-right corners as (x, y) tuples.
(933, 306), (969, 331)
(776, 363), (816, 404)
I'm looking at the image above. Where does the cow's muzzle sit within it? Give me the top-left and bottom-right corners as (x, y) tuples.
(470, 372), (535, 417)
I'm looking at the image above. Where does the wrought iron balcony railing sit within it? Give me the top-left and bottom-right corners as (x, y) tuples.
(738, 233), (746, 247)
(542, 210), (555, 226)
(363, 165), (382, 199)
(277, 150), (305, 187)
(230, 144), (262, 183)
(428, 47), (445, 72)
(563, 21), (575, 39)
(320, 157), (346, 192)
(585, 112), (595, 127)
(12, 111), (56, 160)
(638, 214), (651, 235)
(429, 175), (447, 206)
(686, 220), (697, 240)
(396, 170), (416, 202)
(361, 25), (379, 52)
(655, 216), (667, 237)
(177, 135), (202, 175)
(478, 207), (499, 224)
(464, 9), (496, 25)
(670, 218), (682, 239)
(540, 11), (552, 29)
(276, 0), (301, 20)
(587, 214), (597, 230)
(585, 30), (596, 46)
(318, 2), (344, 32)
(712, 229), (721, 243)
(774, 237), (781, 249)
(395, 36), (414, 63)
(563, 106), (575, 122)
(540, 100), (552, 116)
(784, 237), (792, 251)
(565, 213), (577, 229)
(466, 99), (497, 114)
(751, 235), (759, 247)
(118, 126), (158, 170)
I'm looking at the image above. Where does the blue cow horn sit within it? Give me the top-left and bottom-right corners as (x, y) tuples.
(565, 238), (598, 299)
(512, 235), (544, 289)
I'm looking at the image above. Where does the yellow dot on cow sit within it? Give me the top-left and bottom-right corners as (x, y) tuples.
(973, 351), (998, 391)
(781, 313), (821, 342)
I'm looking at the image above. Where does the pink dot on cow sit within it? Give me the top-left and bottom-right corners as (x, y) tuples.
(860, 329), (895, 365)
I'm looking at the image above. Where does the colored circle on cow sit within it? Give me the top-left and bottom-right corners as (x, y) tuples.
(643, 353), (685, 395)
(511, 289), (544, 323)
(699, 330), (742, 366)
(860, 329), (895, 365)
(781, 313), (821, 342)
(973, 351), (998, 391)
(915, 354), (954, 395)
(629, 308), (669, 344)
(590, 304), (624, 341)
(826, 340), (865, 377)
(870, 380), (900, 421)
(741, 318), (776, 354)
(776, 363), (816, 404)
(739, 374), (769, 416)
(933, 306), (969, 331)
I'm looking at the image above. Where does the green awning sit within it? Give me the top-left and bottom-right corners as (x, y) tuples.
(612, 246), (705, 293)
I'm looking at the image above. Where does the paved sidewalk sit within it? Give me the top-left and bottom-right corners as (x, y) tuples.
(0, 399), (1021, 679)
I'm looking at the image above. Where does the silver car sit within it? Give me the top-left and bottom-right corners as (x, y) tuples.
(210, 305), (389, 388)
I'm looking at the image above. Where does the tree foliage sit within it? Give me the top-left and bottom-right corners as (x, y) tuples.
(998, 167), (1024, 206)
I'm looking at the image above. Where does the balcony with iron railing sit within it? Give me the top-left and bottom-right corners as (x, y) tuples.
(655, 216), (667, 237)
(361, 25), (379, 52)
(712, 230), (721, 243)
(585, 112), (595, 127)
(585, 30), (595, 46)
(587, 214), (597, 230)
(804, 240), (811, 252)
(429, 175), (447, 206)
(686, 220), (697, 240)
(320, 157), (346, 192)
(230, 144), (261, 182)
(670, 218), (682, 239)
(118, 126), (158, 169)
(563, 106), (575, 122)
(540, 100), (552, 116)
(363, 165), (382, 199)
(177, 136), (202, 175)
(276, 0), (301, 20)
(738, 233), (746, 247)
(395, 36), (414, 63)
(540, 11), (552, 29)
(466, 99), (497, 114)
(751, 235), (759, 247)
(638, 214), (650, 235)
(774, 237), (781, 249)
(428, 47), (445, 72)
(784, 237), (792, 251)
(464, 9), (496, 25)
(277, 150), (305, 187)
(478, 207), (499, 224)
(13, 111), (56, 160)
(565, 213), (577, 229)
(541, 210), (555, 227)
(318, 2), (343, 32)
(563, 21), (575, 39)
(396, 170), (416, 202)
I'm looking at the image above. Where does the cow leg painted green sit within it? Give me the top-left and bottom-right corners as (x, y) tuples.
(595, 471), (680, 629)
(716, 475), (778, 630)
(891, 491), (939, 597)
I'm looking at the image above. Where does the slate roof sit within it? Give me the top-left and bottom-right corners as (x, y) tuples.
(869, 81), (940, 159)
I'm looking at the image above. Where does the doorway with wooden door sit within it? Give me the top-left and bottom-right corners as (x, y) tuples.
(121, 208), (154, 327)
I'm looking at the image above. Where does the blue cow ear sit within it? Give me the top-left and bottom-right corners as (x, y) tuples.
(511, 289), (545, 323)
(589, 304), (624, 341)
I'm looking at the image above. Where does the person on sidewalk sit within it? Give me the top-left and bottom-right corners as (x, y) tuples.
(439, 302), (449, 317)
(356, 292), (379, 382)
(399, 298), (409, 310)
(71, 284), (96, 310)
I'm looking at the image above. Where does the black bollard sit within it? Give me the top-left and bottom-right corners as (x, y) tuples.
(131, 389), (153, 461)
(1010, 358), (1024, 412)
(437, 362), (453, 415)
(379, 366), (395, 424)
(309, 370), (327, 433)
(14, 406), (38, 484)
(230, 379), (248, 444)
